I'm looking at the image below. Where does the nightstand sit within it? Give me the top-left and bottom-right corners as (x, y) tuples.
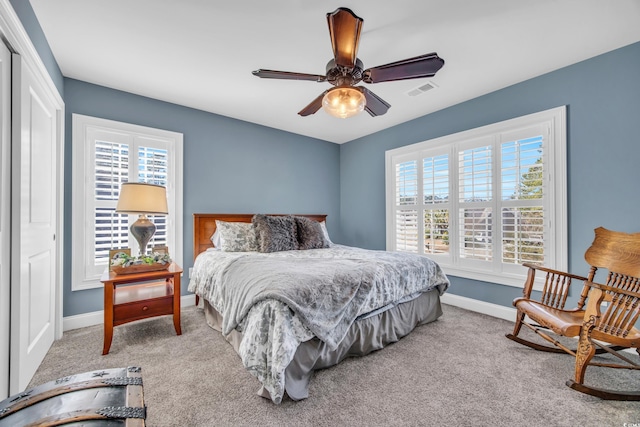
(100, 262), (183, 355)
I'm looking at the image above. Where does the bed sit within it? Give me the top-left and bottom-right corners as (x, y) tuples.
(188, 213), (450, 403)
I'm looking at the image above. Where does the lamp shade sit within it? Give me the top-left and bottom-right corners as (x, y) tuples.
(322, 87), (365, 118)
(116, 183), (168, 215)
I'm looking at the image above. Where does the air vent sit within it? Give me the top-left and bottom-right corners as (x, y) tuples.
(407, 81), (438, 97)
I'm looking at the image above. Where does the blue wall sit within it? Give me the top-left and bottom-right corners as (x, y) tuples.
(340, 41), (640, 308)
(63, 79), (341, 316)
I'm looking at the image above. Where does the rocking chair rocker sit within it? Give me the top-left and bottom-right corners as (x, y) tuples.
(506, 227), (640, 400)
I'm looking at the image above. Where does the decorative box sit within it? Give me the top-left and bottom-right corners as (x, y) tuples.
(109, 248), (172, 275)
(0, 366), (146, 426)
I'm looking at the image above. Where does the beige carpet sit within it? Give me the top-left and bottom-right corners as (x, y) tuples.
(29, 304), (640, 427)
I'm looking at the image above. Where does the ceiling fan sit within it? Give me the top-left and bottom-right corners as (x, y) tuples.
(252, 7), (445, 119)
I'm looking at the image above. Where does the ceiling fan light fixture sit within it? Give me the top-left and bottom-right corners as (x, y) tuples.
(253, 8), (443, 118)
(322, 87), (365, 118)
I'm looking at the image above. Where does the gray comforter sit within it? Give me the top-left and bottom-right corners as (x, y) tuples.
(188, 245), (449, 403)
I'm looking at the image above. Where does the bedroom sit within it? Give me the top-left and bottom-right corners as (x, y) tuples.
(0, 0), (639, 424)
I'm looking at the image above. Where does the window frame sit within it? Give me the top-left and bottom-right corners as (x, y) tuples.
(71, 114), (183, 291)
(385, 106), (567, 289)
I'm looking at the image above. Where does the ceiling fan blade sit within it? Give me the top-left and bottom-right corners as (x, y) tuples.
(298, 90), (330, 116)
(252, 69), (326, 82)
(362, 53), (445, 84)
(326, 8), (363, 69)
(355, 87), (391, 117)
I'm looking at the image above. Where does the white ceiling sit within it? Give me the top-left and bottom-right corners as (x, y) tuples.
(29, 0), (640, 144)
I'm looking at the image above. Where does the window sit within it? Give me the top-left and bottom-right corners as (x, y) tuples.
(72, 115), (183, 291)
(385, 107), (567, 288)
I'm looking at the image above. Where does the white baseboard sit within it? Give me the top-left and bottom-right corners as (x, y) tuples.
(63, 294), (197, 332)
(440, 293), (516, 322)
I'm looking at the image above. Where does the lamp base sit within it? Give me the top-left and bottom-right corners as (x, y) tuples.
(130, 214), (156, 257)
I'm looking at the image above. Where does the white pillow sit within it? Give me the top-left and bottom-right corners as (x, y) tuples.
(210, 229), (221, 247)
(320, 221), (333, 246)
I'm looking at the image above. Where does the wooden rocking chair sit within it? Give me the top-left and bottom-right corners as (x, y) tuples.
(506, 227), (640, 400)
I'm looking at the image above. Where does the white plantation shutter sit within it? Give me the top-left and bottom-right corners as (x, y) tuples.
(138, 145), (168, 184)
(137, 145), (169, 252)
(396, 210), (418, 252)
(424, 209), (449, 254)
(385, 107), (566, 289)
(501, 136), (543, 200)
(94, 208), (129, 264)
(458, 145), (492, 261)
(423, 154), (450, 255)
(94, 140), (130, 264)
(500, 135), (545, 265)
(395, 160), (418, 252)
(501, 207), (544, 264)
(396, 160), (417, 206)
(72, 115), (183, 291)
(423, 155), (448, 204)
(459, 145), (492, 203)
(459, 207), (493, 261)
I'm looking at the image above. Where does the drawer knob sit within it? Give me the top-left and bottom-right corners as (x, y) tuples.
(142, 306), (149, 311)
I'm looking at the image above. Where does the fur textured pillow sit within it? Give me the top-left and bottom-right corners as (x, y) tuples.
(252, 214), (298, 253)
(294, 216), (329, 250)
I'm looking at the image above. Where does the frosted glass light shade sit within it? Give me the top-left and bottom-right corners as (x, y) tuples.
(116, 183), (168, 215)
(322, 87), (365, 118)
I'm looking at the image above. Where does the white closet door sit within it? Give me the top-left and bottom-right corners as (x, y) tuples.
(0, 39), (11, 400)
(9, 54), (57, 393)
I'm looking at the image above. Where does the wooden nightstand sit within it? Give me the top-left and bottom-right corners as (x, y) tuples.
(100, 262), (183, 355)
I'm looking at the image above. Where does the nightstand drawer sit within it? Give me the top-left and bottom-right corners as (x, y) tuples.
(113, 296), (173, 325)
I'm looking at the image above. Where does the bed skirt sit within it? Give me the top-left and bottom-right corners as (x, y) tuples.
(203, 288), (443, 401)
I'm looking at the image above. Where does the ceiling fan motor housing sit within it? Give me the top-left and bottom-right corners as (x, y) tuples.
(325, 58), (363, 87)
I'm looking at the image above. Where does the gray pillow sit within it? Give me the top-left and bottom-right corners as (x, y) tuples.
(252, 214), (298, 253)
(294, 216), (329, 250)
(215, 220), (258, 252)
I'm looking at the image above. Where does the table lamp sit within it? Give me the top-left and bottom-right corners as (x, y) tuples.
(116, 182), (168, 256)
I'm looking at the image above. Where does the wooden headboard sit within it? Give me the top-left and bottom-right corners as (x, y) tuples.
(193, 213), (328, 260)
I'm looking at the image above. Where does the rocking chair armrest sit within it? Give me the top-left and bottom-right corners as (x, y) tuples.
(521, 263), (589, 300)
(521, 263), (589, 282)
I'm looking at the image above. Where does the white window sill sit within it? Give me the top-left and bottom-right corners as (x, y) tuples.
(439, 265), (545, 292)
